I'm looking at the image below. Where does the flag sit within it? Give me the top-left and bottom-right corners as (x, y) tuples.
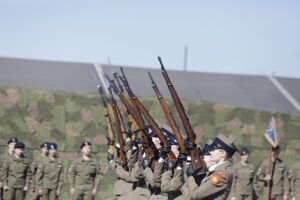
(264, 115), (279, 148)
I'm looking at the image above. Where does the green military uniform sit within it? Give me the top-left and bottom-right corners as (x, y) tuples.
(231, 162), (256, 200)
(108, 160), (134, 200)
(256, 158), (289, 200)
(185, 161), (233, 200)
(143, 159), (168, 200)
(31, 154), (48, 199)
(161, 167), (184, 199)
(1, 155), (32, 200)
(68, 156), (101, 200)
(0, 152), (14, 200)
(289, 160), (300, 199)
(36, 156), (64, 200)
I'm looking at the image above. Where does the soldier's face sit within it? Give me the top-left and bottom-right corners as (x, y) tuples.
(41, 147), (49, 155)
(272, 149), (280, 159)
(204, 155), (215, 168)
(81, 145), (91, 156)
(14, 148), (24, 156)
(210, 149), (226, 163)
(8, 143), (16, 151)
(49, 149), (56, 156)
(241, 154), (249, 162)
(152, 137), (161, 150)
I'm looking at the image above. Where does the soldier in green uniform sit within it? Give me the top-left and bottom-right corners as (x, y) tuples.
(183, 133), (238, 200)
(256, 146), (289, 200)
(2, 142), (32, 200)
(0, 138), (18, 200)
(289, 160), (300, 200)
(230, 147), (257, 200)
(68, 141), (102, 200)
(36, 143), (64, 200)
(31, 142), (50, 200)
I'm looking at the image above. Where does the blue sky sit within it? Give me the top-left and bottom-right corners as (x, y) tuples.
(0, 0), (299, 77)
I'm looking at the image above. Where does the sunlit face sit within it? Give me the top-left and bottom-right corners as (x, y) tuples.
(203, 154), (215, 168)
(171, 144), (179, 158)
(8, 143), (16, 151)
(14, 148), (24, 157)
(241, 154), (249, 163)
(210, 149), (226, 163)
(49, 148), (57, 157)
(41, 147), (49, 156)
(81, 145), (91, 156)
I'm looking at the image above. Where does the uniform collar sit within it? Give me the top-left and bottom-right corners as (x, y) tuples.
(209, 161), (230, 172)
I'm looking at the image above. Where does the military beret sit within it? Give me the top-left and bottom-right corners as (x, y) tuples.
(210, 133), (239, 157)
(240, 147), (250, 156)
(14, 142), (25, 149)
(49, 143), (57, 150)
(145, 126), (155, 137)
(202, 139), (213, 156)
(7, 137), (18, 144)
(40, 142), (49, 149)
(80, 141), (91, 149)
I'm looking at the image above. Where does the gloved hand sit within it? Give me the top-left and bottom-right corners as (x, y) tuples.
(185, 139), (196, 150)
(177, 153), (186, 167)
(167, 159), (177, 171)
(142, 157), (153, 170)
(186, 163), (200, 177)
(159, 145), (171, 159)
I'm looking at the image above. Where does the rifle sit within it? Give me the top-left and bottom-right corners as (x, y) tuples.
(158, 57), (207, 173)
(119, 69), (176, 161)
(107, 75), (156, 160)
(98, 85), (116, 156)
(108, 86), (127, 167)
(148, 72), (186, 155)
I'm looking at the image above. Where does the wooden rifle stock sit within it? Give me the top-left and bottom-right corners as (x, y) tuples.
(121, 70), (176, 161)
(98, 86), (115, 155)
(108, 87), (127, 166)
(158, 57), (207, 172)
(109, 77), (156, 160)
(148, 72), (186, 155)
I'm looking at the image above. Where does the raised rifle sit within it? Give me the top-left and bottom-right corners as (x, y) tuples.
(158, 57), (207, 173)
(148, 72), (186, 155)
(108, 86), (127, 167)
(119, 69), (176, 161)
(98, 85), (116, 156)
(107, 74), (156, 160)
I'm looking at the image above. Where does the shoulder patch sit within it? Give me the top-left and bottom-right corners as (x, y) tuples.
(210, 175), (220, 185)
(216, 170), (227, 180)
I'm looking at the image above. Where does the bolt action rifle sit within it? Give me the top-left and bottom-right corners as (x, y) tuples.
(119, 69), (176, 161)
(108, 86), (127, 167)
(158, 57), (207, 173)
(98, 85), (116, 156)
(107, 74), (157, 161)
(148, 72), (186, 155)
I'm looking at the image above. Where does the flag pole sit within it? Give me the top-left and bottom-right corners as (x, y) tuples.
(266, 145), (273, 200)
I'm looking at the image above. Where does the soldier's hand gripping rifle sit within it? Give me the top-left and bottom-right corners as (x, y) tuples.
(148, 72), (186, 156)
(107, 75), (156, 160)
(98, 86), (116, 156)
(158, 57), (207, 174)
(119, 69), (176, 161)
(108, 86), (127, 167)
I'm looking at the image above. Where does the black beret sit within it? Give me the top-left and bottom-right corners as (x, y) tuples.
(49, 143), (57, 150)
(8, 137), (18, 144)
(80, 141), (91, 149)
(210, 134), (239, 157)
(240, 147), (250, 156)
(14, 142), (25, 149)
(40, 142), (49, 149)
